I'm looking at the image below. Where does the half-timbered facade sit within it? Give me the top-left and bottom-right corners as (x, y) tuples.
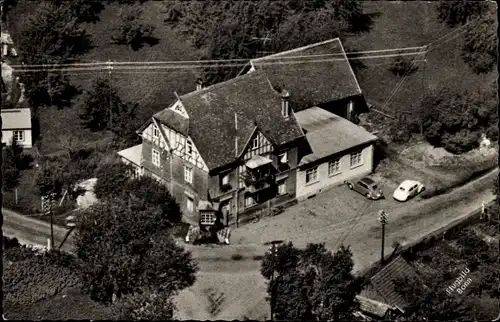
(117, 37), (377, 226)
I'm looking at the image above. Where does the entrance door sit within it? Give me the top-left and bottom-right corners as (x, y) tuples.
(220, 200), (231, 226)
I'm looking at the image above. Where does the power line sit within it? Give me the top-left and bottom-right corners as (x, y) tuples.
(10, 47), (427, 69)
(11, 52), (428, 73)
(377, 17), (478, 115)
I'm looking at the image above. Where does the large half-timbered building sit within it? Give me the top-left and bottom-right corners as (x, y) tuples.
(117, 38), (378, 226)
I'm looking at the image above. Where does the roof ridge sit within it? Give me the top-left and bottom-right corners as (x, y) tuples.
(251, 37), (342, 61)
(180, 70), (269, 100)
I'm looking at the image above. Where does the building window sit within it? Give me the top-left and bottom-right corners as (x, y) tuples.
(13, 130), (24, 142)
(152, 149), (160, 167)
(187, 141), (193, 155)
(153, 125), (159, 139)
(305, 167), (318, 184)
(134, 166), (142, 178)
(252, 137), (259, 150)
(221, 173), (230, 186)
(277, 180), (286, 195)
(278, 152), (288, 164)
(347, 101), (354, 120)
(328, 159), (341, 175)
(350, 151), (363, 168)
(184, 166), (193, 184)
(186, 197), (194, 212)
(245, 195), (254, 207)
(200, 212), (216, 225)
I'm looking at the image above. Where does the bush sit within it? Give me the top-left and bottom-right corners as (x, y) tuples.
(486, 126), (498, 141)
(4, 250), (81, 306)
(94, 161), (132, 199)
(111, 5), (156, 50)
(3, 236), (21, 250)
(441, 130), (481, 154)
(389, 56), (419, 77)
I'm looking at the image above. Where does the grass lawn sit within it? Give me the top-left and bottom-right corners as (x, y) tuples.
(344, 1), (497, 132)
(73, 1), (201, 123)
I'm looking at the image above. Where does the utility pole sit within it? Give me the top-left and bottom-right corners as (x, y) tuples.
(420, 50), (427, 136)
(379, 210), (388, 265)
(45, 192), (56, 248)
(107, 60), (113, 129)
(265, 240), (283, 322)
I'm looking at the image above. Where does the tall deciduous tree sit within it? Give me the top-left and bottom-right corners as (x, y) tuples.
(75, 199), (197, 303)
(164, 0), (367, 85)
(461, 8), (497, 74)
(261, 242), (361, 321)
(437, 0), (488, 27)
(17, 2), (91, 109)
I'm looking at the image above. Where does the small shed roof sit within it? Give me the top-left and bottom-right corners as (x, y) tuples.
(1, 108), (32, 129)
(295, 106), (377, 166)
(117, 144), (142, 166)
(356, 295), (397, 318)
(370, 256), (421, 311)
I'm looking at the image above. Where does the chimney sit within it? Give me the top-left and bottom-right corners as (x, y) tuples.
(196, 78), (204, 91)
(281, 89), (290, 118)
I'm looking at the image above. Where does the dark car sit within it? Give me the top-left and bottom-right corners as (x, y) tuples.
(344, 177), (384, 200)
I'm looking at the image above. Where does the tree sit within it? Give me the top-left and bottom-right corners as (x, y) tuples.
(75, 199), (198, 303)
(111, 5), (156, 51)
(34, 166), (64, 198)
(79, 78), (139, 139)
(437, 0), (488, 27)
(420, 83), (497, 154)
(164, 0), (366, 85)
(93, 161), (133, 199)
(94, 164), (183, 226)
(2, 138), (32, 191)
(389, 56), (419, 77)
(461, 9), (497, 74)
(261, 242), (361, 320)
(17, 2), (91, 108)
(49, 0), (106, 24)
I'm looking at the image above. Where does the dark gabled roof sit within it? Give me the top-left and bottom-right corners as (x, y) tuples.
(154, 107), (190, 136)
(158, 71), (304, 171)
(370, 256), (421, 311)
(251, 38), (362, 111)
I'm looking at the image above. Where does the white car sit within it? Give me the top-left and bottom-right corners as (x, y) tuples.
(393, 180), (425, 202)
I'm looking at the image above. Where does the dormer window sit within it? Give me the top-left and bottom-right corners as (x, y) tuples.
(252, 137), (259, 150)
